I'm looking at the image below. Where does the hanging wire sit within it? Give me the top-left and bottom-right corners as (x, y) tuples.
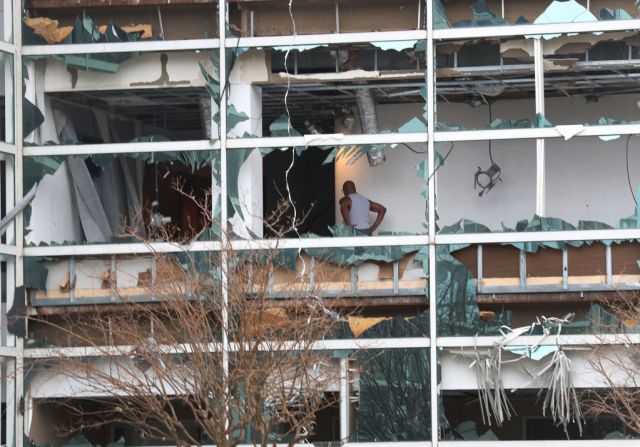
(400, 142), (427, 154)
(626, 134), (638, 206)
(427, 142), (455, 184)
(283, 0), (307, 278)
(487, 101), (495, 165)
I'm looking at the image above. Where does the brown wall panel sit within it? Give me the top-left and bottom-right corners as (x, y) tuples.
(612, 242), (640, 275)
(567, 243), (606, 276)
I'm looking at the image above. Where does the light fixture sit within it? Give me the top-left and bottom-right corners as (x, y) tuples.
(474, 163), (502, 197)
(150, 200), (172, 228)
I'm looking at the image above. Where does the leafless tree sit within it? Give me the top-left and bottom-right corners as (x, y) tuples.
(582, 290), (640, 436)
(27, 183), (347, 447)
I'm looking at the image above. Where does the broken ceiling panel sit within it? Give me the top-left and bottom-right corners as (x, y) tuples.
(500, 31), (639, 59)
(370, 40), (418, 52)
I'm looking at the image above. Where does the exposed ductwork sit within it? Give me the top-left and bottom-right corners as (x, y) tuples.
(354, 88), (386, 167)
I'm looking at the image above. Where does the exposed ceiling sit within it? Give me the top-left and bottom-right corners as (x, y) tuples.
(47, 61), (640, 138)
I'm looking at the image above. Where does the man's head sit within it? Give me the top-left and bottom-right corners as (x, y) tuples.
(342, 180), (356, 195)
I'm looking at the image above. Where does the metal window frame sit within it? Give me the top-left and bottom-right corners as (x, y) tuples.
(10, 0), (640, 444)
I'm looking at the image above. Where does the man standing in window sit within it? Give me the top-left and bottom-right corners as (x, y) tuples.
(339, 180), (386, 236)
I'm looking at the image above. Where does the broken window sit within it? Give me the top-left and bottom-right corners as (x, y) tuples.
(26, 250), (216, 308)
(441, 389), (637, 440)
(24, 151), (218, 246)
(218, 42), (427, 140)
(436, 37), (540, 130)
(229, 244), (428, 341)
(22, 1), (218, 45)
(227, 0), (425, 37)
(226, 143), (428, 241)
(546, 136), (639, 227)
(22, 51), (215, 145)
(436, 138), (536, 233)
(540, 29), (640, 127)
(445, 239), (640, 337)
(433, 0), (637, 29)
(351, 348), (432, 441)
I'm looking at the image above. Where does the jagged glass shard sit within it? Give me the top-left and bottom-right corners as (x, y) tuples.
(272, 44), (328, 52)
(370, 40), (417, 52)
(472, 0), (508, 26)
(398, 116), (427, 133)
(269, 114), (302, 137)
(434, 0), (451, 29)
(527, 0), (599, 39)
(599, 7), (633, 20)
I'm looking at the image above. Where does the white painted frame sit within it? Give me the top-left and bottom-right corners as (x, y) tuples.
(9, 1), (640, 445)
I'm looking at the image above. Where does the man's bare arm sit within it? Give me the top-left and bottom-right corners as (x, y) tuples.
(340, 197), (352, 227)
(369, 201), (386, 232)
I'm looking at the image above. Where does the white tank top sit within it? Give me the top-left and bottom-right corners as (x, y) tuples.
(348, 193), (370, 229)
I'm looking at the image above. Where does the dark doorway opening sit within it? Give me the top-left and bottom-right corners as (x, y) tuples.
(262, 147), (335, 237)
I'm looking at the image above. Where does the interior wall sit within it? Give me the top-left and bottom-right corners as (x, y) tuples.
(336, 94), (640, 232)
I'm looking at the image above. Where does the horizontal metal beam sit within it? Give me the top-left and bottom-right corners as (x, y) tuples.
(435, 228), (640, 245)
(24, 122), (640, 157)
(24, 139), (221, 157)
(435, 124), (640, 143)
(24, 241), (220, 257)
(0, 142), (16, 155)
(0, 40), (14, 54)
(0, 244), (16, 256)
(25, 333), (638, 358)
(434, 19), (640, 40)
(227, 30), (426, 49)
(25, 0), (216, 7)
(24, 337), (431, 359)
(0, 347), (17, 357)
(22, 38), (220, 56)
(23, 227), (640, 257)
(24, 133), (427, 157)
(439, 442), (638, 447)
(23, 235), (429, 257)
(438, 333), (640, 348)
(226, 132), (428, 149)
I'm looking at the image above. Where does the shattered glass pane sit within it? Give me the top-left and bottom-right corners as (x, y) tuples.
(352, 348), (431, 441)
(441, 389), (634, 440)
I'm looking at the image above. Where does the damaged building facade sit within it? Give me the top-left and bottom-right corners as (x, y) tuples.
(0, 0), (638, 445)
